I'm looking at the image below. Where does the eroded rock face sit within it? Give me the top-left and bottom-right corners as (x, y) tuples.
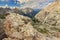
(34, 1), (60, 40)
(3, 12), (60, 40)
(35, 2), (60, 27)
(35, 2), (60, 25)
(3, 13), (37, 40)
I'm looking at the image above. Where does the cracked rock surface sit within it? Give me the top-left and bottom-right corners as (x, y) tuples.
(3, 13), (41, 40)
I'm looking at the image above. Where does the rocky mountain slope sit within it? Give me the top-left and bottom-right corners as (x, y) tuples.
(35, 1), (60, 23)
(3, 11), (60, 40)
(34, 1), (60, 40)
(1, 1), (60, 40)
(3, 13), (41, 40)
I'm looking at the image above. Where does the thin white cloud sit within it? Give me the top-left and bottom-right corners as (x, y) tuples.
(17, 0), (54, 9)
(17, 0), (32, 3)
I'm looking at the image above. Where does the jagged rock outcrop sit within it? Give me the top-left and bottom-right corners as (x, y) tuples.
(2, 9), (60, 40)
(3, 13), (41, 40)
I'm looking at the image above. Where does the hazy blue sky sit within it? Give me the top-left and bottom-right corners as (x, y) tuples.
(0, 0), (54, 9)
(0, 0), (20, 6)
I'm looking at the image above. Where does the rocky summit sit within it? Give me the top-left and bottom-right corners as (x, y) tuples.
(3, 13), (42, 40)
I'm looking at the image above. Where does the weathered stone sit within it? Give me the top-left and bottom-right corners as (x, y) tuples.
(3, 37), (20, 40)
(35, 2), (60, 25)
(34, 1), (60, 40)
(3, 13), (37, 40)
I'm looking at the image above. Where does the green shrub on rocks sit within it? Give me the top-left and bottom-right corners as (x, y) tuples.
(0, 14), (5, 19)
(50, 27), (60, 32)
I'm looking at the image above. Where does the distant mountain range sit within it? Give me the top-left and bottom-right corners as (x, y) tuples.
(0, 7), (40, 18)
